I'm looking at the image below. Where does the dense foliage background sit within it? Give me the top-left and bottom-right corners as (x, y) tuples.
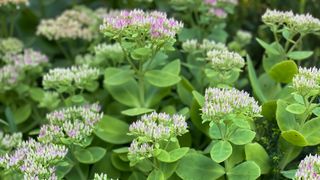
(1, 0), (320, 179)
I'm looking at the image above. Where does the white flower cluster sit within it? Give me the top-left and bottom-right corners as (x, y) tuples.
(207, 49), (245, 71)
(0, 65), (20, 91)
(42, 65), (100, 92)
(295, 154), (320, 180)
(292, 67), (320, 95)
(0, 131), (22, 152)
(0, 0), (28, 6)
(37, 7), (97, 41)
(235, 30), (252, 44)
(128, 140), (154, 164)
(0, 139), (67, 179)
(94, 43), (124, 65)
(128, 112), (188, 164)
(262, 9), (320, 34)
(129, 112), (188, 141)
(182, 39), (227, 53)
(38, 104), (103, 145)
(202, 88), (261, 122)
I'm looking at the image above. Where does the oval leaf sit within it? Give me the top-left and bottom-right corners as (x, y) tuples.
(245, 143), (271, 174)
(145, 70), (181, 87)
(210, 140), (233, 163)
(227, 161), (261, 180)
(268, 60), (298, 83)
(104, 68), (135, 86)
(176, 152), (225, 180)
(121, 108), (154, 116)
(229, 129), (256, 145)
(74, 146), (106, 164)
(281, 130), (308, 146)
(94, 115), (133, 144)
(287, 51), (313, 60)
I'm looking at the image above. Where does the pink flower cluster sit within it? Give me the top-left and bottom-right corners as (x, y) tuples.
(100, 9), (183, 39)
(203, 0), (238, 18)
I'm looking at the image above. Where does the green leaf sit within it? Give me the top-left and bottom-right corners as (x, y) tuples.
(147, 169), (165, 180)
(256, 38), (280, 55)
(281, 130), (308, 146)
(12, 104), (31, 124)
(210, 140), (233, 163)
(247, 56), (267, 103)
(157, 147), (189, 163)
(312, 107), (320, 117)
(70, 95), (85, 104)
(227, 161), (261, 180)
(162, 59), (180, 75)
(301, 117), (320, 145)
(229, 129), (256, 145)
(245, 143), (271, 174)
(276, 100), (298, 131)
(268, 60), (298, 83)
(94, 115), (133, 144)
(29, 87), (45, 101)
(121, 108), (154, 116)
(105, 78), (140, 107)
(145, 70), (181, 87)
(104, 68), (135, 86)
(176, 153), (225, 180)
(177, 77), (195, 106)
(286, 103), (306, 114)
(262, 101), (277, 121)
(281, 169), (297, 179)
(131, 47), (152, 60)
(209, 123), (222, 139)
(192, 90), (204, 107)
(287, 51), (313, 60)
(73, 146), (106, 164)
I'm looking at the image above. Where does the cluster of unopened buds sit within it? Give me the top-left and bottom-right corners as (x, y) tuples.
(94, 173), (118, 180)
(37, 7), (98, 41)
(42, 65), (100, 92)
(38, 104), (103, 145)
(128, 112), (188, 164)
(0, 131), (22, 152)
(262, 9), (320, 34)
(182, 39), (227, 53)
(206, 49), (245, 71)
(202, 87), (261, 122)
(292, 67), (320, 96)
(0, 139), (67, 179)
(100, 9), (183, 40)
(295, 154), (320, 180)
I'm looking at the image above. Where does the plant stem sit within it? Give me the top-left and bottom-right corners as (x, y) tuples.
(56, 41), (73, 63)
(138, 72), (145, 107)
(74, 163), (86, 180)
(1, 15), (8, 37)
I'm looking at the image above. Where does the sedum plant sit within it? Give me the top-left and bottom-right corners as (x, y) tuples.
(0, 139), (68, 179)
(126, 112), (189, 179)
(295, 154), (320, 180)
(100, 9), (184, 116)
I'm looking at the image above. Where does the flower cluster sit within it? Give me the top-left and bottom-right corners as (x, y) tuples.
(182, 39), (227, 53)
(129, 112), (188, 141)
(234, 30), (252, 44)
(38, 104), (103, 145)
(0, 37), (23, 55)
(295, 154), (320, 180)
(42, 65), (100, 93)
(3, 49), (49, 69)
(0, 131), (22, 152)
(0, 139), (67, 179)
(262, 9), (320, 34)
(204, 0), (238, 18)
(202, 88), (261, 122)
(128, 112), (188, 164)
(94, 43), (124, 65)
(292, 67), (320, 95)
(206, 49), (245, 71)
(100, 9), (183, 40)
(37, 7), (98, 41)
(0, 0), (28, 6)
(128, 140), (154, 164)
(0, 65), (20, 91)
